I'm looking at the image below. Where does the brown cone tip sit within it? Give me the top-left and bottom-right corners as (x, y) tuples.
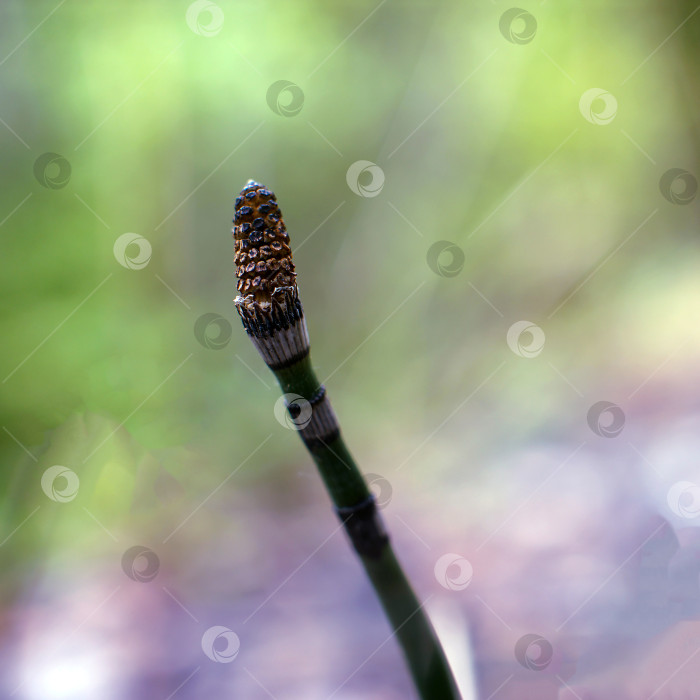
(233, 180), (295, 305)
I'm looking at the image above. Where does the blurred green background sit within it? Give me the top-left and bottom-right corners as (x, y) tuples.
(2, 1), (700, 698)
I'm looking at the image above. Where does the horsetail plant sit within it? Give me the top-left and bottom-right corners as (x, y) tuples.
(232, 180), (460, 699)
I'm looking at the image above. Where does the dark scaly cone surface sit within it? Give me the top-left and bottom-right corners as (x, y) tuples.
(233, 180), (309, 369)
(233, 180), (295, 300)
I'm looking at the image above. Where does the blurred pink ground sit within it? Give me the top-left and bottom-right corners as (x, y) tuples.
(3, 420), (700, 699)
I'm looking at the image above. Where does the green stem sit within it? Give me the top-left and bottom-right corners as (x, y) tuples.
(272, 355), (460, 699)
